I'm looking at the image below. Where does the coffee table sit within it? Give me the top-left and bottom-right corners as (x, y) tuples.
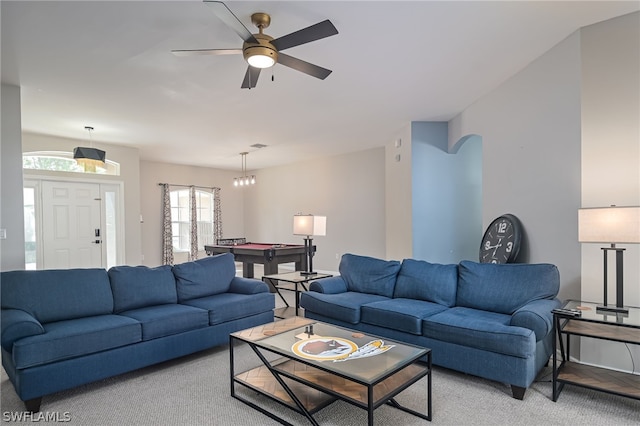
(230, 317), (432, 425)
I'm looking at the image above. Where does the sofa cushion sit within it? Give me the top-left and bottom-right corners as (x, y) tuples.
(339, 253), (401, 298)
(457, 261), (560, 315)
(1, 269), (114, 323)
(361, 299), (448, 335)
(12, 315), (141, 369)
(181, 292), (275, 325)
(119, 304), (209, 340)
(394, 259), (458, 307)
(172, 253), (236, 302)
(422, 307), (535, 358)
(299, 291), (390, 324)
(109, 265), (178, 313)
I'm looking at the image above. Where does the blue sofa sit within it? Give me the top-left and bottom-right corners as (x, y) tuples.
(1, 253), (275, 411)
(300, 253), (561, 399)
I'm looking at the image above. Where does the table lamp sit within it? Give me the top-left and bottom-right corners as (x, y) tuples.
(578, 206), (640, 314)
(293, 214), (326, 275)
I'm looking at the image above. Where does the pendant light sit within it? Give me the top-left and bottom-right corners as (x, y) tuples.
(233, 152), (256, 187)
(74, 126), (106, 172)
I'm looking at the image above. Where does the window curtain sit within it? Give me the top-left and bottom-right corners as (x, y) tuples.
(161, 183), (174, 265)
(189, 186), (198, 261)
(214, 187), (222, 242)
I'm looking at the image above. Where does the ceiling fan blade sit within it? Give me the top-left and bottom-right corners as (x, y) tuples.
(271, 20), (338, 51)
(241, 66), (261, 89)
(204, 1), (259, 44)
(172, 48), (242, 57)
(277, 53), (332, 80)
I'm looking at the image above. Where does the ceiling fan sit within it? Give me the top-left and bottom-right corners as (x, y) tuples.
(173, 1), (338, 89)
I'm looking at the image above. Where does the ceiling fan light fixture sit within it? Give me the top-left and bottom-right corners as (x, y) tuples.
(247, 54), (275, 68)
(244, 44), (277, 68)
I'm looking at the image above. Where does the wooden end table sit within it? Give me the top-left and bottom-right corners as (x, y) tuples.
(552, 300), (640, 401)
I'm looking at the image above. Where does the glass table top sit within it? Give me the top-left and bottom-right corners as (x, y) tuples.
(563, 300), (640, 328)
(235, 321), (428, 384)
(262, 271), (333, 282)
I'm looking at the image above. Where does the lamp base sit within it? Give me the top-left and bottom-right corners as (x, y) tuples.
(596, 305), (629, 315)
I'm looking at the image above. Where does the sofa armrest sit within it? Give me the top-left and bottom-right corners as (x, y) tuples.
(309, 276), (348, 294)
(1, 309), (45, 350)
(228, 277), (269, 294)
(510, 298), (562, 341)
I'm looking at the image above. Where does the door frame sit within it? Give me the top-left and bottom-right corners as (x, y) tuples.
(24, 174), (125, 269)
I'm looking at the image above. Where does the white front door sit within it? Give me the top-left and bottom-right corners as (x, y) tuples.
(41, 181), (103, 269)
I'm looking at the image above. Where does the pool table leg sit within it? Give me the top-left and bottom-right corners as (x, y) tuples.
(243, 263), (255, 278)
(263, 261), (279, 276)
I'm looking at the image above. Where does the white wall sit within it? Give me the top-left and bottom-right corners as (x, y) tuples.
(0, 84), (25, 271)
(21, 132), (142, 266)
(139, 160), (244, 267)
(385, 124), (413, 261)
(449, 31), (583, 302)
(244, 148), (386, 273)
(579, 12), (640, 372)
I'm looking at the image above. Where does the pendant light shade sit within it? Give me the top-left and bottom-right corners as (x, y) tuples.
(74, 126), (106, 172)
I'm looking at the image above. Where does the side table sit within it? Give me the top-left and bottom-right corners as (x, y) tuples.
(262, 271), (332, 318)
(552, 300), (640, 401)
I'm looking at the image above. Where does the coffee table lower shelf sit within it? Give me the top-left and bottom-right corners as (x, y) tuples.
(235, 357), (429, 412)
(234, 360), (338, 415)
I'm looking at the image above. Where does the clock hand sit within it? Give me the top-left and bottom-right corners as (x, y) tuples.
(492, 238), (503, 256)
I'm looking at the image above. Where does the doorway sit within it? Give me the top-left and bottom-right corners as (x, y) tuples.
(24, 178), (124, 270)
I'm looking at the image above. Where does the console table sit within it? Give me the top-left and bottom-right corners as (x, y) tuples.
(552, 300), (640, 401)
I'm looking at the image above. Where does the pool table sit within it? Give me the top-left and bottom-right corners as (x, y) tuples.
(204, 243), (312, 278)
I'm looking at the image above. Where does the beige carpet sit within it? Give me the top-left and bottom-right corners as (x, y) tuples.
(2, 341), (639, 425)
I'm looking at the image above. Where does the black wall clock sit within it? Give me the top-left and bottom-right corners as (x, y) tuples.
(479, 214), (522, 264)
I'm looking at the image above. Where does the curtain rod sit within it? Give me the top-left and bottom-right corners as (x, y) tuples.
(158, 183), (220, 191)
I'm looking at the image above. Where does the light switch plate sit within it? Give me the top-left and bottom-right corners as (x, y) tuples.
(0, 229), (6, 239)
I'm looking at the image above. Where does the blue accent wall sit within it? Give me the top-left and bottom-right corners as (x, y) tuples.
(411, 122), (482, 264)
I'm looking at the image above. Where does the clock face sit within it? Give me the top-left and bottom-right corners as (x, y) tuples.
(479, 214), (522, 264)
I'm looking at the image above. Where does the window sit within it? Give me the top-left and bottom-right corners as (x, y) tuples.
(23, 151), (120, 175)
(170, 189), (216, 254)
(24, 187), (37, 270)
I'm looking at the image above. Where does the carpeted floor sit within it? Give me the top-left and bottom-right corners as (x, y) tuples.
(2, 341), (639, 425)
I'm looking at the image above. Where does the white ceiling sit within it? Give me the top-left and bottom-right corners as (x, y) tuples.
(2, 1), (638, 171)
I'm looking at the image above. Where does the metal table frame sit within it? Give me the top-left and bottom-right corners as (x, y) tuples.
(230, 320), (432, 425)
(262, 271), (332, 318)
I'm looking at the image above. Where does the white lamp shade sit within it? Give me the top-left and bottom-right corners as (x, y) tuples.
(293, 215), (326, 237)
(578, 206), (640, 244)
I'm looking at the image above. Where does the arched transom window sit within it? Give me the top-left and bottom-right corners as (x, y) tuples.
(23, 151), (120, 175)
